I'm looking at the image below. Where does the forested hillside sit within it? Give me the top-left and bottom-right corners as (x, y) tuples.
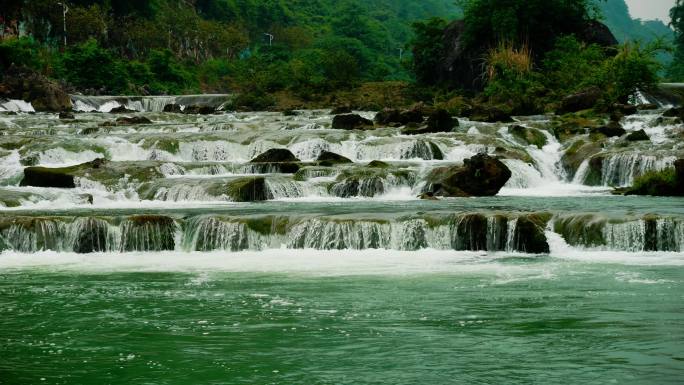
(0, 0), (677, 98)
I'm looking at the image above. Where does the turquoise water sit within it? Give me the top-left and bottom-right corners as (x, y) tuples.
(1, 256), (683, 384)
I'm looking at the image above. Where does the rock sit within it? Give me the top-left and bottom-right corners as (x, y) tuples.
(282, 109), (298, 116)
(676, 159), (684, 187)
(183, 105), (216, 115)
(332, 114), (374, 130)
(625, 129), (650, 141)
(663, 107), (684, 119)
(577, 20), (619, 47)
(250, 149), (300, 163)
(121, 216), (176, 251)
(109, 106), (137, 114)
(423, 154), (511, 197)
(317, 151), (352, 166)
(593, 121), (626, 137)
(509, 125), (548, 149)
(330, 106), (352, 115)
(612, 103), (638, 116)
(375, 107), (424, 126)
(163, 104), (183, 113)
(116, 116), (152, 125)
(469, 105), (513, 123)
(426, 109), (457, 132)
(249, 149), (300, 173)
(73, 218), (108, 253)
(511, 215), (551, 254)
(0, 66), (72, 112)
(557, 87), (602, 114)
(637, 103), (659, 110)
(367, 160), (390, 168)
(58, 111), (75, 120)
(226, 177), (270, 202)
(20, 158), (106, 188)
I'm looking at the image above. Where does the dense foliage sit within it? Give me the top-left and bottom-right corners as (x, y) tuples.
(669, 0), (684, 80)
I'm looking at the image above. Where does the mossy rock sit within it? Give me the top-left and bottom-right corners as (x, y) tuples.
(243, 216), (289, 235)
(317, 151), (352, 166)
(625, 129), (649, 142)
(250, 148), (299, 163)
(551, 113), (601, 142)
(121, 215), (176, 252)
(512, 214), (551, 254)
(553, 215), (606, 248)
(20, 159), (106, 188)
(509, 125), (548, 149)
(225, 177), (271, 202)
(561, 140), (603, 179)
(367, 160), (390, 168)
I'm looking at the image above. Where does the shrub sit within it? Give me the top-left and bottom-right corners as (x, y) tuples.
(0, 37), (44, 72)
(626, 168), (681, 196)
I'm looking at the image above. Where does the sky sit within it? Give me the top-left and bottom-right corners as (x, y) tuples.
(624, 0), (675, 23)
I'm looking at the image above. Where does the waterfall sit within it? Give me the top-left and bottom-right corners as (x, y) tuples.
(0, 99), (35, 113)
(601, 154), (676, 187)
(71, 95), (233, 113)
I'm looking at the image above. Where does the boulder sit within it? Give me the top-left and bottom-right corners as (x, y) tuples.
(637, 103), (659, 110)
(426, 109), (457, 132)
(109, 106), (137, 114)
(511, 215), (551, 254)
(367, 160), (390, 168)
(331, 106), (352, 115)
(20, 158), (106, 188)
(226, 177), (270, 202)
(612, 103), (638, 116)
(663, 107), (684, 119)
(375, 107), (424, 126)
(625, 129), (650, 142)
(163, 104), (183, 113)
(423, 154), (511, 197)
(0, 66), (72, 112)
(116, 116), (152, 125)
(282, 109), (298, 116)
(332, 114), (374, 130)
(593, 121), (626, 137)
(59, 111), (75, 120)
(249, 149), (300, 173)
(469, 105), (513, 123)
(557, 87), (602, 114)
(250, 149), (300, 163)
(317, 151), (352, 166)
(183, 105), (216, 115)
(509, 125), (548, 149)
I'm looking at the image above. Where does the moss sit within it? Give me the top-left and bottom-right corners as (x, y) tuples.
(368, 160), (390, 168)
(553, 215), (606, 248)
(624, 168), (681, 196)
(142, 138), (180, 154)
(243, 216), (289, 235)
(509, 125), (548, 149)
(551, 112), (601, 142)
(561, 140), (603, 179)
(224, 177), (270, 202)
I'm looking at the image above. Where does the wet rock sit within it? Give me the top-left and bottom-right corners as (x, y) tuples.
(163, 104), (183, 113)
(583, 156), (604, 186)
(73, 218), (108, 253)
(226, 177), (270, 202)
(115, 116), (152, 125)
(282, 109), (298, 116)
(0, 66), (72, 112)
(557, 87), (602, 114)
(612, 104), (637, 116)
(121, 216), (176, 252)
(368, 160), (390, 168)
(331, 106), (352, 115)
(509, 125), (548, 149)
(183, 105), (216, 115)
(625, 129), (650, 142)
(402, 109), (457, 135)
(423, 154), (511, 197)
(638, 103), (659, 110)
(663, 107), (684, 119)
(249, 149), (300, 173)
(512, 215), (551, 254)
(20, 159), (106, 188)
(468, 105), (513, 123)
(561, 140), (602, 179)
(58, 111), (75, 120)
(375, 107), (424, 126)
(317, 151), (353, 166)
(109, 105), (137, 114)
(250, 149), (300, 163)
(332, 114), (374, 130)
(592, 121), (626, 137)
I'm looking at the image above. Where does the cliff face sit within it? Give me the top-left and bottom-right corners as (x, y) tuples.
(436, 20), (618, 91)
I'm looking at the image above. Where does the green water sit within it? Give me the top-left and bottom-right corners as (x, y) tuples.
(2, 257), (683, 384)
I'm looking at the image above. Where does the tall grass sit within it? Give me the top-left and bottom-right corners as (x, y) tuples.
(485, 42), (532, 81)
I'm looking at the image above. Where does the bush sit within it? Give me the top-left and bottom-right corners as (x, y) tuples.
(58, 39), (129, 93)
(596, 42), (663, 104)
(0, 37), (44, 72)
(626, 168), (681, 196)
(541, 36), (606, 95)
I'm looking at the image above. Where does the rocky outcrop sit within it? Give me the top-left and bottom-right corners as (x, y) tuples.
(557, 87), (602, 114)
(375, 108), (424, 126)
(332, 114), (374, 130)
(0, 66), (72, 112)
(422, 154), (511, 197)
(249, 148), (301, 173)
(468, 105), (513, 123)
(20, 158), (106, 188)
(317, 151), (352, 166)
(226, 177), (270, 202)
(116, 116), (153, 125)
(625, 129), (649, 141)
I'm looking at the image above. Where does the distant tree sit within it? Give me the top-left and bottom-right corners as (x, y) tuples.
(410, 17), (447, 85)
(669, 0), (684, 80)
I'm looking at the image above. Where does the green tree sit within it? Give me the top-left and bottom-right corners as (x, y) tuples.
(668, 0), (684, 80)
(410, 17), (447, 85)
